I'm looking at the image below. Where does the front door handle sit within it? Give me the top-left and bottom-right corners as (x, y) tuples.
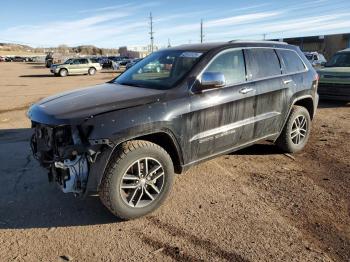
(283, 79), (293, 85)
(239, 87), (254, 94)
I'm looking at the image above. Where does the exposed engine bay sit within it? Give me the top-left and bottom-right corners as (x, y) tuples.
(30, 122), (104, 195)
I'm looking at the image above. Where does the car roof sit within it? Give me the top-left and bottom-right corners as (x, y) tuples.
(167, 40), (291, 52)
(338, 48), (350, 53)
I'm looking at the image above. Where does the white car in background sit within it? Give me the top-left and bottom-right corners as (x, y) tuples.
(304, 52), (327, 67)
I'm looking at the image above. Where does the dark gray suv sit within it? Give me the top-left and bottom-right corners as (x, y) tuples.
(28, 41), (319, 219)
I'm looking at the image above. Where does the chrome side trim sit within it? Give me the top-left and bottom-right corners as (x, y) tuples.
(189, 111), (281, 142)
(185, 132), (280, 167)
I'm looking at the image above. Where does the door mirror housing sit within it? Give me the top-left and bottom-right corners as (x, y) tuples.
(200, 72), (226, 90)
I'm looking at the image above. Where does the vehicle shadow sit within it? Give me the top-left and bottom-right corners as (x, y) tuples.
(100, 70), (124, 74)
(231, 143), (283, 156)
(31, 65), (47, 69)
(20, 74), (55, 78)
(0, 128), (118, 230)
(25, 62), (45, 65)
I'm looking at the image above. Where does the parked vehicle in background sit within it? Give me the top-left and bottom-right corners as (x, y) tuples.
(125, 58), (143, 70)
(118, 59), (131, 66)
(50, 58), (102, 77)
(25, 57), (34, 62)
(28, 41), (319, 219)
(317, 48), (350, 101)
(0, 56), (5, 62)
(5, 57), (13, 62)
(304, 52), (327, 67)
(138, 60), (164, 73)
(12, 56), (26, 62)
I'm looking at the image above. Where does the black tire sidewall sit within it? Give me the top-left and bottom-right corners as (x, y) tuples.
(107, 145), (174, 219)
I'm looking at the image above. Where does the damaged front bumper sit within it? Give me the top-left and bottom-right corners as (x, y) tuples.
(30, 122), (110, 195)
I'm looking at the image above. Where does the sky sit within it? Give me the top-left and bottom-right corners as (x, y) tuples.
(0, 0), (349, 48)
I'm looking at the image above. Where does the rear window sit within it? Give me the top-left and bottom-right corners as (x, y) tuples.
(277, 49), (306, 74)
(244, 48), (281, 80)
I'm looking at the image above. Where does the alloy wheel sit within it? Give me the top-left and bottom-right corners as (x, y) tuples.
(120, 157), (165, 208)
(290, 115), (307, 145)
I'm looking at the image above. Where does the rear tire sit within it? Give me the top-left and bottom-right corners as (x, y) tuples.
(88, 67), (96, 75)
(276, 105), (311, 153)
(99, 140), (174, 220)
(59, 69), (68, 77)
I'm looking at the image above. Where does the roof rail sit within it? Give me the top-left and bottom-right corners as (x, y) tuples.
(228, 40), (288, 45)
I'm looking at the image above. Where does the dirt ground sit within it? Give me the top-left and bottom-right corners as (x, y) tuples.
(0, 63), (349, 262)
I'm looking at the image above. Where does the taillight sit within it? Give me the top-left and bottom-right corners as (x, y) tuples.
(313, 73), (319, 90)
(314, 73), (319, 81)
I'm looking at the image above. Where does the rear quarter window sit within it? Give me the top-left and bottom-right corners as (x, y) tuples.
(244, 48), (281, 80)
(276, 49), (306, 74)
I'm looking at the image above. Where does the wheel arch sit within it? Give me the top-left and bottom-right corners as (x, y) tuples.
(293, 96), (315, 120)
(275, 95), (315, 142)
(59, 67), (68, 74)
(86, 130), (184, 194)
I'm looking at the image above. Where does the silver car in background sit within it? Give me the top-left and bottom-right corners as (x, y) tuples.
(50, 58), (102, 77)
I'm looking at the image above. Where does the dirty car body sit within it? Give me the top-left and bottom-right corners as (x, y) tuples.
(28, 41), (318, 218)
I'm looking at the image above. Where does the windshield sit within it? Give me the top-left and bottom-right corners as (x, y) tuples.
(326, 52), (350, 67)
(64, 58), (73, 64)
(114, 50), (203, 89)
(305, 54), (313, 61)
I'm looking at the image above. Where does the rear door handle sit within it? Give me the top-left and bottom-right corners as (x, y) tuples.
(239, 87), (254, 94)
(283, 79), (293, 85)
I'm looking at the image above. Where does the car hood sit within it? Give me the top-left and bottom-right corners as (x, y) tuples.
(51, 63), (66, 66)
(28, 83), (166, 125)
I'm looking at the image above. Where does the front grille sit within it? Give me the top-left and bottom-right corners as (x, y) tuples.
(318, 82), (350, 89)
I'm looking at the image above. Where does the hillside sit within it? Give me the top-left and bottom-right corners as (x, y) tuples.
(0, 43), (118, 56)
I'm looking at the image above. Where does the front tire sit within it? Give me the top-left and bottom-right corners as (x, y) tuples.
(276, 105), (311, 153)
(99, 140), (174, 220)
(59, 68), (68, 77)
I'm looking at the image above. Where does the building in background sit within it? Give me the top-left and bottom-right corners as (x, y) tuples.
(274, 33), (350, 59)
(118, 45), (165, 58)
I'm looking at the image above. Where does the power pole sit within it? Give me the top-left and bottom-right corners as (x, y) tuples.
(167, 38), (171, 48)
(149, 12), (154, 53)
(263, 33), (266, 40)
(200, 19), (204, 43)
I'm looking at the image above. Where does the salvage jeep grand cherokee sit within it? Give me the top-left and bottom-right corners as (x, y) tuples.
(28, 41), (319, 219)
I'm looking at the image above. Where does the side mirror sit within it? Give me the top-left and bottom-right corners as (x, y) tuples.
(200, 72), (226, 90)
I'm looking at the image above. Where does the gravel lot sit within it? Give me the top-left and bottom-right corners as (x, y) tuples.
(0, 63), (349, 261)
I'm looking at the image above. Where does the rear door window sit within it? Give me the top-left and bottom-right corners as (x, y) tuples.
(276, 49), (306, 74)
(72, 59), (81, 64)
(80, 59), (88, 64)
(244, 48), (281, 80)
(205, 49), (246, 86)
